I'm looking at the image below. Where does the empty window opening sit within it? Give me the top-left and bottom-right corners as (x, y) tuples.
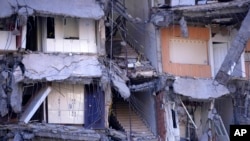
(26, 17), (38, 51)
(0, 17), (14, 31)
(47, 17), (55, 39)
(171, 109), (177, 128)
(22, 83), (45, 122)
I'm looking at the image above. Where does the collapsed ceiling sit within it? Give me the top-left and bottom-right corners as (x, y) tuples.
(152, 0), (250, 26)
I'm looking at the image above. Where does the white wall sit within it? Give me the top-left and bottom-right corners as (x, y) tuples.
(44, 17), (97, 53)
(0, 31), (16, 51)
(47, 83), (84, 124)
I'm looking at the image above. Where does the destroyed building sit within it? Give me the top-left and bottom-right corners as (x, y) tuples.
(0, 0), (109, 140)
(112, 0), (250, 141)
(0, 0), (250, 141)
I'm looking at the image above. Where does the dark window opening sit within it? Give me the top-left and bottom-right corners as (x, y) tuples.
(171, 109), (177, 128)
(0, 16), (15, 31)
(47, 17), (55, 39)
(26, 17), (37, 51)
(22, 83), (45, 122)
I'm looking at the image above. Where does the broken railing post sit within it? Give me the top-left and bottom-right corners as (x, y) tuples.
(215, 9), (250, 85)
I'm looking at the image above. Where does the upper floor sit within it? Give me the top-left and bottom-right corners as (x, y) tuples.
(0, 0), (106, 55)
(119, 0), (250, 79)
(161, 25), (249, 78)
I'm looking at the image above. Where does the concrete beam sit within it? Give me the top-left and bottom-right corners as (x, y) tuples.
(171, 0), (250, 12)
(183, 7), (248, 18)
(215, 9), (250, 85)
(173, 77), (229, 99)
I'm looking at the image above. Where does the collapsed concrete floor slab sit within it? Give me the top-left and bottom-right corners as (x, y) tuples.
(173, 77), (230, 99)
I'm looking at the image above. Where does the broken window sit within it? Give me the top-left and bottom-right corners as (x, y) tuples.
(63, 18), (79, 39)
(47, 17), (55, 39)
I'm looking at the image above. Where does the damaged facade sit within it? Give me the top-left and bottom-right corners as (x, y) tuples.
(0, 0), (110, 140)
(0, 0), (157, 140)
(1, 0), (250, 141)
(119, 0), (250, 141)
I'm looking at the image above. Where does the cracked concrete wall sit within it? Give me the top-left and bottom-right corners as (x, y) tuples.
(20, 53), (102, 81)
(0, 0), (104, 19)
(173, 77), (229, 99)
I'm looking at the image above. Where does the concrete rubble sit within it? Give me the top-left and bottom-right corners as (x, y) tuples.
(0, 123), (101, 141)
(0, 53), (24, 116)
(0, 123), (143, 141)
